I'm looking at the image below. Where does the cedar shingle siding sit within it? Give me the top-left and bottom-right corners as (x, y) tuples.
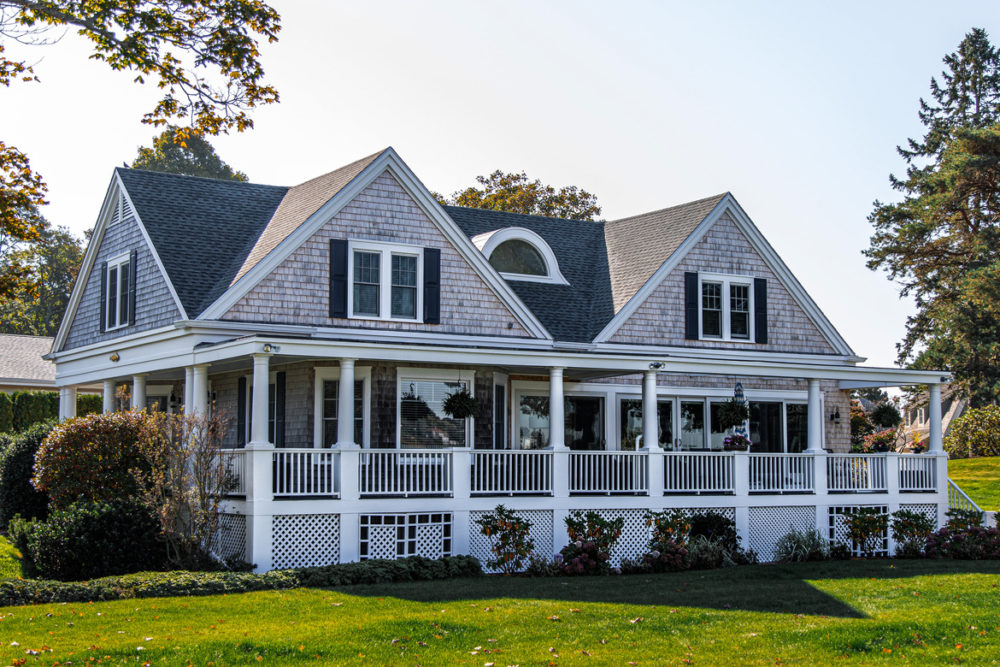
(609, 214), (837, 354)
(63, 208), (181, 350)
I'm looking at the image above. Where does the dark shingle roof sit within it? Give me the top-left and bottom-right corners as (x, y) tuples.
(117, 168), (289, 317)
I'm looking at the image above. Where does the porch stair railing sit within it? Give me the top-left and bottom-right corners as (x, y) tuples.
(947, 478), (982, 512)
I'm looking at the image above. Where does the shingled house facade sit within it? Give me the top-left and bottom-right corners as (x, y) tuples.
(49, 148), (950, 570)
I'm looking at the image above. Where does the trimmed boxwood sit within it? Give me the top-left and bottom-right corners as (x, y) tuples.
(0, 555), (483, 607)
(0, 420), (53, 530)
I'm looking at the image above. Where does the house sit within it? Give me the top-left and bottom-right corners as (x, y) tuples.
(903, 384), (967, 448)
(48, 148), (950, 569)
(0, 335), (60, 393)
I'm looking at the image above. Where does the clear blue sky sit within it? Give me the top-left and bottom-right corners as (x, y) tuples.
(3, 1), (997, 368)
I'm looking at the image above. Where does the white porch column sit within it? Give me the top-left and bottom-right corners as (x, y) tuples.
(58, 386), (77, 421)
(192, 364), (209, 416)
(183, 366), (194, 414)
(131, 374), (147, 411)
(337, 359), (358, 448)
(102, 379), (116, 413)
(641, 370), (660, 450)
(549, 368), (566, 450)
(249, 353), (271, 446)
(806, 379), (824, 452)
(928, 383), (944, 453)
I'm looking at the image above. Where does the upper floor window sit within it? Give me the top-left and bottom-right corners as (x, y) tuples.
(489, 239), (546, 276)
(472, 227), (569, 285)
(103, 252), (135, 331)
(699, 273), (753, 341)
(348, 241), (422, 321)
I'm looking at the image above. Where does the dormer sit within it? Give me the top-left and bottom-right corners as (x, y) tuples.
(472, 227), (569, 285)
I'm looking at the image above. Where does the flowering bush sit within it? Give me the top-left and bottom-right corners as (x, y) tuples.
(646, 509), (692, 546)
(559, 539), (613, 575)
(722, 434), (753, 451)
(474, 505), (534, 574)
(638, 540), (689, 573)
(564, 510), (624, 555)
(945, 507), (984, 531)
(890, 509), (936, 558)
(909, 439), (927, 453)
(859, 429), (897, 453)
(32, 410), (160, 508)
(925, 525), (1000, 560)
(843, 507), (888, 557)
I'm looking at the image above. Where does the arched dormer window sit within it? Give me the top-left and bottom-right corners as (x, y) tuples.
(472, 227), (569, 285)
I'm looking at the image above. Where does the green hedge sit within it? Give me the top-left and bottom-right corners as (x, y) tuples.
(0, 421), (53, 530)
(0, 391), (102, 434)
(0, 555), (483, 607)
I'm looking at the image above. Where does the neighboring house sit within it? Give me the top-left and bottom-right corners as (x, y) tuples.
(903, 384), (967, 447)
(48, 148), (951, 569)
(0, 334), (58, 393)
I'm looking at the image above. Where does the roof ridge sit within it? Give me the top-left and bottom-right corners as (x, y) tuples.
(442, 205), (604, 226)
(116, 166), (287, 190)
(286, 149), (387, 191)
(607, 192), (728, 225)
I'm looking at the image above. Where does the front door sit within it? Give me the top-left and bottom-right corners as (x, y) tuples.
(565, 396), (604, 450)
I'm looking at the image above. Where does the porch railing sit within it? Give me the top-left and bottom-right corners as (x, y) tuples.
(273, 449), (340, 498)
(471, 451), (553, 496)
(948, 478), (982, 512)
(749, 453), (814, 493)
(898, 455), (937, 492)
(569, 451), (648, 495)
(826, 454), (887, 493)
(220, 449), (247, 496)
(663, 452), (735, 494)
(360, 450), (453, 497)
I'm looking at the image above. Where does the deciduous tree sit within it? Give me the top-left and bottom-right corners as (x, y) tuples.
(131, 126), (248, 181)
(439, 170), (601, 221)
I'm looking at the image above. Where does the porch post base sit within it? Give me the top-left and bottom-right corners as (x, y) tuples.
(246, 513), (273, 573)
(340, 513), (361, 563)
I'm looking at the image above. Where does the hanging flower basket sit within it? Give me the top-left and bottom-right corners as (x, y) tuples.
(443, 388), (478, 419)
(716, 397), (750, 431)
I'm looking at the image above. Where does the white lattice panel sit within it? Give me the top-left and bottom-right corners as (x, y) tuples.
(272, 514), (341, 569)
(217, 513), (247, 561)
(470, 509), (552, 573)
(748, 506), (817, 562)
(829, 505), (888, 557)
(360, 513), (452, 561)
(900, 503), (939, 530)
(674, 507), (736, 522)
(585, 510), (650, 567)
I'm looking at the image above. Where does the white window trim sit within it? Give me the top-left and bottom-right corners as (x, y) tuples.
(105, 251), (131, 331)
(396, 367), (475, 449)
(492, 372), (509, 449)
(313, 366), (372, 448)
(473, 227), (569, 285)
(347, 239), (424, 323)
(698, 272), (755, 343)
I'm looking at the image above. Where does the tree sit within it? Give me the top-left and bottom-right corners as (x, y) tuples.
(865, 29), (1000, 406)
(439, 170), (601, 221)
(0, 222), (84, 336)
(131, 126), (248, 181)
(0, 0), (281, 300)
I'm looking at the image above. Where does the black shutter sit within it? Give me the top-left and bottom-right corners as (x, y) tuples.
(237, 376), (247, 447)
(754, 277), (768, 344)
(128, 249), (138, 326)
(329, 239), (348, 318)
(99, 261), (108, 333)
(684, 272), (699, 340)
(274, 371), (286, 448)
(423, 247), (441, 324)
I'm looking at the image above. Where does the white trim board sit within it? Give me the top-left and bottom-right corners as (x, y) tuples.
(593, 194), (855, 357)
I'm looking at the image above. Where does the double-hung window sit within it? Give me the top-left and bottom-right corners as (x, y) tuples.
(105, 253), (132, 331)
(699, 273), (754, 342)
(348, 241), (422, 321)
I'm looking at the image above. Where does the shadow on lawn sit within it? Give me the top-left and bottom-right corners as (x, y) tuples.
(336, 559), (1000, 619)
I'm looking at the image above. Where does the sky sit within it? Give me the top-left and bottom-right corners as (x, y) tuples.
(3, 1), (997, 369)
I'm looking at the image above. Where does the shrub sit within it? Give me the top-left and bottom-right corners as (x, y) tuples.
(774, 528), (830, 562)
(9, 499), (166, 581)
(687, 534), (731, 569)
(860, 429), (897, 453)
(830, 542), (852, 560)
(890, 509), (936, 558)
(524, 554), (561, 577)
(294, 555), (482, 587)
(0, 421), (53, 530)
(945, 405), (1000, 458)
(870, 402), (902, 429)
(842, 507), (888, 557)
(76, 393), (102, 417)
(0, 393), (12, 433)
(474, 505), (534, 574)
(32, 410), (158, 508)
(564, 510), (624, 556)
(924, 525), (1000, 560)
(636, 540), (689, 573)
(945, 507), (984, 531)
(850, 401), (875, 446)
(11, 391), (58, 432)
(689, 511), (757, 565)
(646, 509), (692, 547)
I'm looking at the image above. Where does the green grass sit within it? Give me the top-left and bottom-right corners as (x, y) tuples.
(949, 456), (1000, 510)
(0, 535), (22, 579)
(2, 560), (999, 665)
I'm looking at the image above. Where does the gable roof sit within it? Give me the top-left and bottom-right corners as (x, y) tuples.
(447, 207), (614, 342)
(603, 193), (727, 312)
(116, 168), (288, 317)
(0, 335), (55, 386)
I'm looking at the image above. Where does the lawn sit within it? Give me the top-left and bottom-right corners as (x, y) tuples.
(2, 560), (999, 665)
(0, 535), (22, 579)
(949, 456), (1000, 510)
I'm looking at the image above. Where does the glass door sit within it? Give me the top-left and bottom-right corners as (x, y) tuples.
(565, 396), (604, 450)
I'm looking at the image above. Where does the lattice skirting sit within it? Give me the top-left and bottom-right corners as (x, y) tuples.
(900, 503), (939, 530)
(748, 506), (816, 562)
(574, 510), (649, 567)
(828, 505), (889, 557)
(216, 513), (247, 561)
(360, 513), (452, 561)
(469, 510), (553, 573)
(272, 514), (341, 569)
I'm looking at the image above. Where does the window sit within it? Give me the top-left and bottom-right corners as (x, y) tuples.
(474, 227), (569, 284)
(749, 401), (809, 453)
(680, 401), (705, 450)
(489, 240), (546, 275)
(518, 395), (550, 449)
(348, 241), (422, 321)
(698, 273), (754, 341)
(105, 254), (132, 330)
(620, 398), (673, 450)
(398, 370), (473, 448)
(313, 367), (371, 448)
